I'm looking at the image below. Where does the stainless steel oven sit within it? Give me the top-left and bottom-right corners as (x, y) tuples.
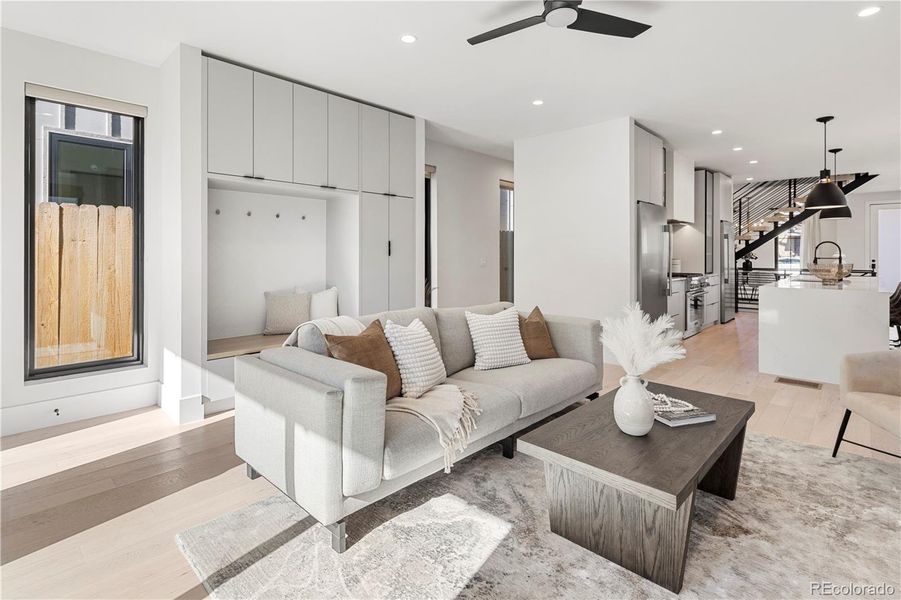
(684, 277), (709, 338)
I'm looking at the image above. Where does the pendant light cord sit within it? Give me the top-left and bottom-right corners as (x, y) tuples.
(823, 122), (827, 171)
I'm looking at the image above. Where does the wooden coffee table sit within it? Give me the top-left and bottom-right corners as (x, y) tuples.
(518, 383), (754, 593)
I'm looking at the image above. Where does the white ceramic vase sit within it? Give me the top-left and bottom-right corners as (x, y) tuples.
(614, 375), (655, 436)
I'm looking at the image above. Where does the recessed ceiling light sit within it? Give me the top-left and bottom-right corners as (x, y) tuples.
(746, 177), (754, 181)
(857, 6), (881, 17)
(711, 130), (723, 135)
(749, 160), (759, 164)
(733, 147), (743, 152)
(531, 99), (544, 106)
(400, 34), (417, 44)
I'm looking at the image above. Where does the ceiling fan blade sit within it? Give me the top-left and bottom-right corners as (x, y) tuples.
(467, 15), (545, 45)
(567, 8), (651, 38)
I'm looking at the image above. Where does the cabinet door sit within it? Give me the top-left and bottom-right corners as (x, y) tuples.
(389, 113), (416, 198)
(253, 72), (293, 182)
(716, 172), (734, 224)
(293, 85), (328, 186)
(207, 59), (253, 177)
(359, 193), (389, 315)
(360, 105), (390, 194)
(649, 134), (665, 206)
(633, 126), (650, 203)
(389, 195), (416, 310)
(328, 95), (359, 191)
(672, 151), (695, 223)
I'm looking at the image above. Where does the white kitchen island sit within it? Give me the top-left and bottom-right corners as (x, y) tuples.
(759, 277), (890, 385)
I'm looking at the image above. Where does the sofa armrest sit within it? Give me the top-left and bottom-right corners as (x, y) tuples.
(841, 351), (901, 398)
(234, 355), (345, 525)
(543, 314), (603, 389)
(258, 347), (388, 498)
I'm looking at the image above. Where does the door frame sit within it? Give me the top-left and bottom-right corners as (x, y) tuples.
(867, 201), (901, 270)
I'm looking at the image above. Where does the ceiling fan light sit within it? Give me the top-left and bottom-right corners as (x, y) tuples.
(806, 181), (848, 210)
(546, 7), (579, 28)
(819, 205), (853, 220)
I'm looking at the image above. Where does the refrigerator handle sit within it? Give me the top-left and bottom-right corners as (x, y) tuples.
(722, 231), (730, 284)
(665, 224), (673, 296)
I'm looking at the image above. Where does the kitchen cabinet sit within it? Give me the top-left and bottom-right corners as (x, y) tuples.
(389, 113), (416, 198)
(207, 59), (253, 177)
(667, 278), (686, 334)
(327, 95), (360, 191)
(293, 85), (328, 187)
(360, 105), (390, 194)
(715, 172), (734, 224)
(253, 72), (293, 182)
(666, 150), (695, 223)
(633, 124), (665, 206)
(388, 195), (416, 309)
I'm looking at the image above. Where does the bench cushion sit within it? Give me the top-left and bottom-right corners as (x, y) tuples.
(451, 358), (598, 418)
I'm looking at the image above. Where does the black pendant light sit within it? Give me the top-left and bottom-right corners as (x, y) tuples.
(806, 116), (848, 210)
(820, 148), (852, 219)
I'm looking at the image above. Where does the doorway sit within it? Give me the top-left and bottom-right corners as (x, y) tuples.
(869, 202), (901, 291)
(499, 180), (514, 302)
(424, 165), (438, 307)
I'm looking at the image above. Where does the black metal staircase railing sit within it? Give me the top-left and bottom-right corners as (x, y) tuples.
(733, 172), (878, 260)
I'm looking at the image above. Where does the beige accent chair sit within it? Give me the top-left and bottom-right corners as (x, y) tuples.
(832, 351), (901, 458)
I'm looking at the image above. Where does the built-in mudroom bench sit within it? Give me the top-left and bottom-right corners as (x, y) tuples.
(200, 55), (422, 410)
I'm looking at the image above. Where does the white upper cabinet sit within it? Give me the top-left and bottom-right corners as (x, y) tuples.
(715, 172), (734, 223)
(649, 133), (664, 206)
(667, 150), (696, 223)
(633, 126), (650, 203)
(207, 59), (253, 177)
(253, 72), (293, 182)
(328, 95), (360, 191)
(360, 105), (390, 195)
(389, 195), (416, 309)
(293, 85), (328, 187)
(389, 114), (416, 198)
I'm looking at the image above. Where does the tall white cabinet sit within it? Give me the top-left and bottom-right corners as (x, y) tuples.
(633, 123), (665, 206)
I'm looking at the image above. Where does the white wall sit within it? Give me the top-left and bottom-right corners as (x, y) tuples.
(513, 116), (633, 361)
(425, 140), (513, 308)
(0, 29), (166, 434)
(207, 189), (326, 338)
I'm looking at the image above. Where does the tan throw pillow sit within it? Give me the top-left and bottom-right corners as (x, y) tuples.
(519, 306), (558, 360)
(325, 320), (402, 400)
(264, 290), (312, 335)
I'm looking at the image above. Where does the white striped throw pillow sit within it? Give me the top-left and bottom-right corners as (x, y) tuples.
(384, 318), (447, 398)
(465, 307), (531, 371)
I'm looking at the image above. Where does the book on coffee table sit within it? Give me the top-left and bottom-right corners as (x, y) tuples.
(652, 393), (716, 427)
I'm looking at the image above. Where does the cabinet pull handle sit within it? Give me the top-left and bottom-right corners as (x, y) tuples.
(243, 174), (255, 179)
(388, 240), (392, 256)
(320, 184), (330, 189)
(255, 176), (264, 180)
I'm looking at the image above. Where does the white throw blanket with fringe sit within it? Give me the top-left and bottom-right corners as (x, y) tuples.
(386, 385), (482, 473)
(283, 316), (365, 347)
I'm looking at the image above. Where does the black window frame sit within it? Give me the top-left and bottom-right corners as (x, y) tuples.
(48, 131), (135, 206)
(24, 96), (145, 381)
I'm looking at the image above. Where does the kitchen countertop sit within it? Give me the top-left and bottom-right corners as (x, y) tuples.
(765, 277), (890, 293)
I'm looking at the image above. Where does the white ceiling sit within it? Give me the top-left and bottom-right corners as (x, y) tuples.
(4, 1), (899, 191)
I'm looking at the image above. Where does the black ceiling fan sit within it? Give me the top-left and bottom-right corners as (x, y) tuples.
(467, 0), (651, 45)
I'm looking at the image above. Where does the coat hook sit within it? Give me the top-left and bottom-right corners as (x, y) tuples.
(215, 209), (221, 215)
(246, 211), (252, 217)
(302, 215), (306, 220)
(276, 213), (280, 219)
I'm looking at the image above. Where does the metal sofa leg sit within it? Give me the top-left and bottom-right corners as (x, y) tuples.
(325, 520), (347, 553)
(832, 409), (851, 457)
(246, 464), (261, 480)
(502, 436), (516, 459)
(586, 392), (600, 401)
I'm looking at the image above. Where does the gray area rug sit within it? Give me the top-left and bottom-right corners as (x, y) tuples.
(177, 434), (901, 599)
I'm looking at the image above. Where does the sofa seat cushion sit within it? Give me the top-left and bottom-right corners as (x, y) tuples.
(381, 378), (521, 480)
(452, 358), (598, 418)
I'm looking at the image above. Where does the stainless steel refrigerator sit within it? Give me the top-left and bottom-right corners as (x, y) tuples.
(637, 201), (670, 320)
(720, 220), (736, 323)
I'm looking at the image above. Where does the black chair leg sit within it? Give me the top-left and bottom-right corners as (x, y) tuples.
(832, 409), (852, 457)
(502, 436), (516, 459)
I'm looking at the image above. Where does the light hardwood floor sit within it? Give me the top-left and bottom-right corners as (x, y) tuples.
(1, 312), (897, 599)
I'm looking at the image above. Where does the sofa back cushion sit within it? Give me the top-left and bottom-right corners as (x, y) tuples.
(434, 302), (512, 375)
(359, 307), (442, 355)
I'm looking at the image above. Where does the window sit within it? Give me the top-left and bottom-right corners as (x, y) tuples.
(776, 223), (802, 275)
(25, 93), (144, 379)
(500, 180), (514, 303)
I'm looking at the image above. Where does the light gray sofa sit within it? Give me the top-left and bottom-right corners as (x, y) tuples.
(234, 301), (603, 552)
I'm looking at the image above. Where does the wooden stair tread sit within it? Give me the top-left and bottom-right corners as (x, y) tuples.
(764, 215), (785, 222)
(737, 233), (757, 241)
(750, 224), (771, 231)
(207, 333), (288, 360)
